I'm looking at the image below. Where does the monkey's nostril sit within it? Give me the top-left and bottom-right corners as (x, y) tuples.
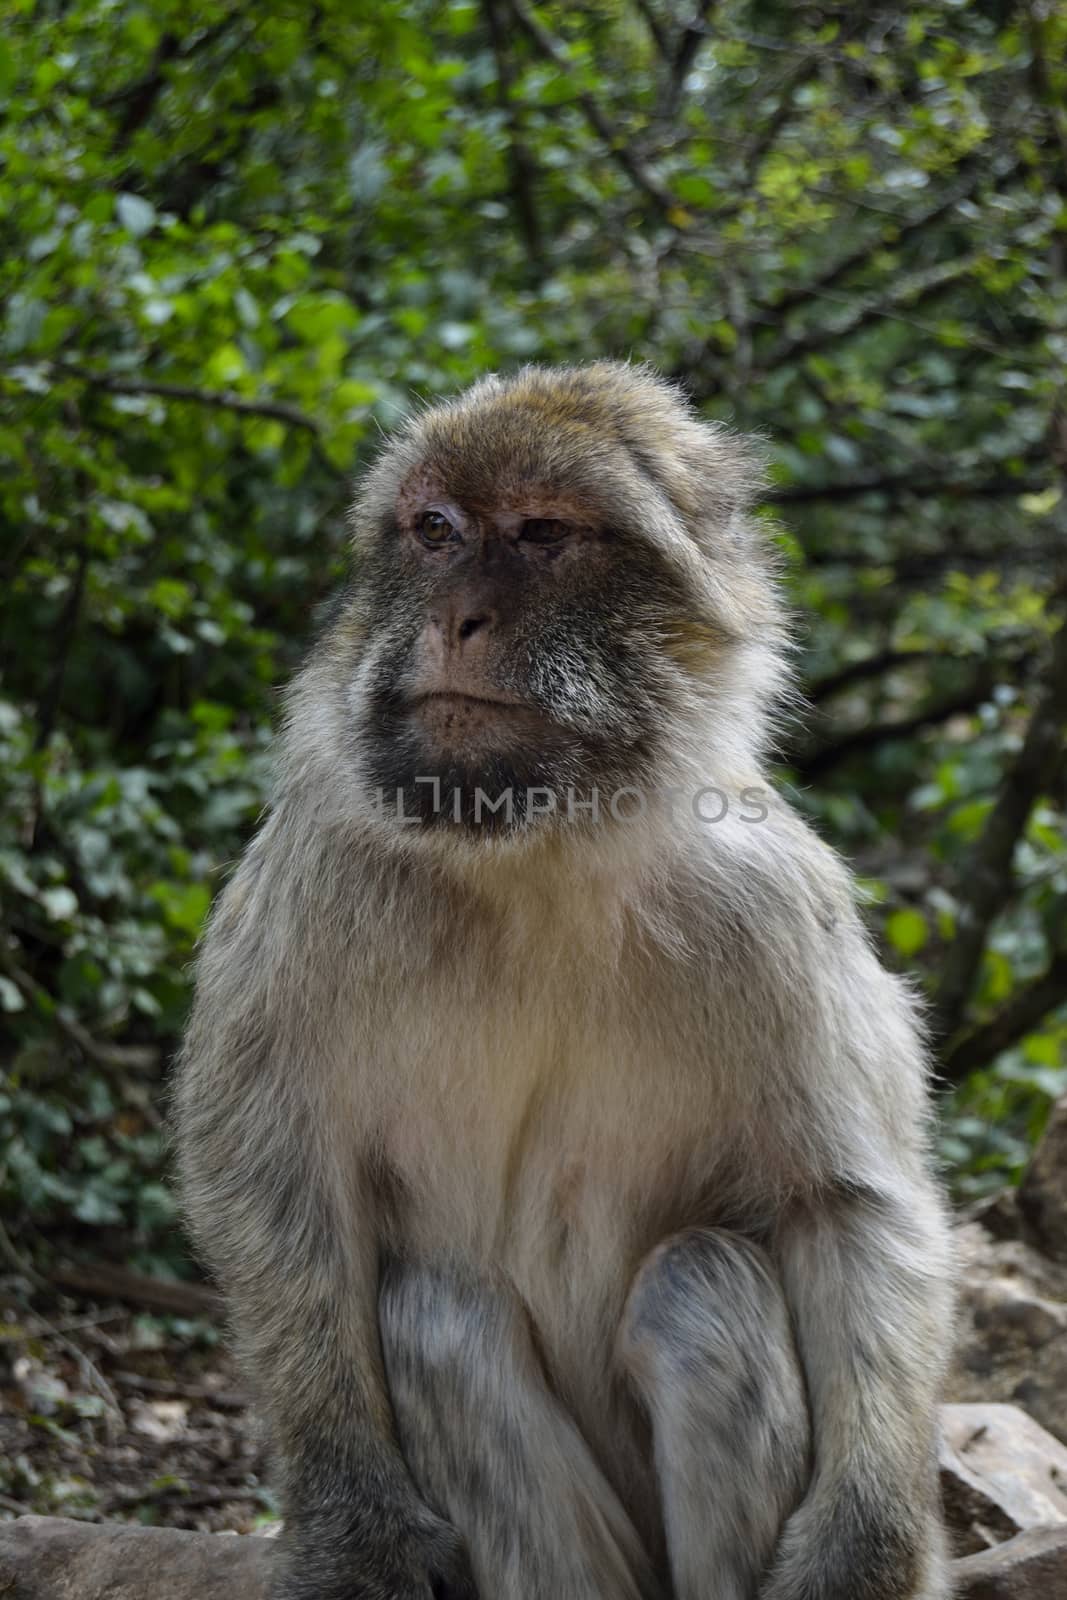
(457, 615), (490, 642)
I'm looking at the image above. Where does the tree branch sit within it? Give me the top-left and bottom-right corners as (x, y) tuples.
(632, 0), (672, 63)
(506, 0), (683, 219)
(735, 53), (821, 191)
(483, 0), (544, 266)
(757, 247), (992, 371)
(793, 656), (1028, 782)
(33, 544), (88, 754)
(932, 612), (1067, 1042)
(50, 1260), (221, 1319)
(939, 951), (1067, 1083)
(103, 18), (238, 145)
(807, 647), (941, 703)
(800, 537), (1064, 579)
(0, 944), (159, 1075)
(661, 0), (718, 119)
(759, 154), (1024, 325)
(1026, 0), (1067, 176)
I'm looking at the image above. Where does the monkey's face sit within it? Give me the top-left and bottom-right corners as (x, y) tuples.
(351, 476), (688, 836)
(336, 365), (780, 839)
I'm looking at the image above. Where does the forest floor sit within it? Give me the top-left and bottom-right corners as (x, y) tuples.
(0, 1273), (274, 1533)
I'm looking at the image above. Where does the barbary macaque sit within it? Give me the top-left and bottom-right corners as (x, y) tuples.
(175, 363), (952, 1600)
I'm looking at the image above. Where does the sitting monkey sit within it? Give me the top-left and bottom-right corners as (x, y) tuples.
(176, 363), (952, 1600)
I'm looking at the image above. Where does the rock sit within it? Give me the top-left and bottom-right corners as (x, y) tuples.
(948, 1219), (1067, 1446)
(940, 1403), (1067, 1555)
(0, 1515), (275, 1599)
(2, 1498), (1066, 1600)
(953, 1524), (1067, 1598)
(1018, 1095), (1067, 1264)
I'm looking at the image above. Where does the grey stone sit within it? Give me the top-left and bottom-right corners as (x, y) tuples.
(947, 1220), (1067, 1447)
(940, 1402), (1067, 1556)
(3, 1499), (1067, 1599)
(0, 1515), (275, 1599)
(953, 1524), (1067, 1598)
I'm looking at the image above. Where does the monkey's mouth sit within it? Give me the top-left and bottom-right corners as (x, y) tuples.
(411, 690), (530, 713)
(404, 690), (555, 749)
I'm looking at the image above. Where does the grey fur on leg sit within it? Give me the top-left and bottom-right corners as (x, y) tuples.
(379, 1260), (665, 1600)
(760, 1186), (953, 1600)
(617, 1229), (811, 1600)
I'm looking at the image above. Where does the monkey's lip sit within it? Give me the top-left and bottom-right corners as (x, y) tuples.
(407, 690), (534, 714)
(404, 690), (556, 742)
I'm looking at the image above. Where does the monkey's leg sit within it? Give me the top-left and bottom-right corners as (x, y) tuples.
(760, 1185), (952, 1600)
(379, 1260), (665, 1600)
(617, 1229), (811, 1600)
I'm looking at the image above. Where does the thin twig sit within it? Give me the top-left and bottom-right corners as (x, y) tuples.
(0, 1194), (123, 1440)
(113, 1369), (247, 1410)
(106, 1480), (272, 1513)
(0, 1206), (48, 1292)
(0, 1492), (34, 1516)
(56, 367), (323, 436)
(757, 247), (993, 371)
(0, 944), (159, 1074)
(768, 453), (1047, 506)
(33, 1308), (125, 1439)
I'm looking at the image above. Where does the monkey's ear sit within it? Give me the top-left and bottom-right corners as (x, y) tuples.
(612, 365), (768, 537)
(678, 421), (769, 537)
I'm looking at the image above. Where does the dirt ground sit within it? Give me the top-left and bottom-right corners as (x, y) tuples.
(0, 1274), (275, 1533)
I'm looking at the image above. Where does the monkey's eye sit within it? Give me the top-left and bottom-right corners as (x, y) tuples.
(416, 511), (459, 547)
(520, 518), (573, 545)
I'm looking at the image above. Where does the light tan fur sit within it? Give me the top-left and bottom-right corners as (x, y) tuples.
(176, 363), (953, 1600)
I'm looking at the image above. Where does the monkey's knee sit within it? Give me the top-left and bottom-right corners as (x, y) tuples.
(619, 1228), (802, 1404)
(618, 1229), (810, 1593)
(381, 1260), (661, 1600)
(379, 1256), (501, 1417)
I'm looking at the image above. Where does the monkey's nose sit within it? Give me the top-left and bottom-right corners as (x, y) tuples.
(430, 605), (495, 651)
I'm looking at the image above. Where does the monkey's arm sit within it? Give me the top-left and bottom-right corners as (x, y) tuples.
(762, 941), (952, 1600)
(174, 843), (475, 1600)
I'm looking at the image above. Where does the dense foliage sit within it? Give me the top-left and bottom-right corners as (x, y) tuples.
(2, 0), (1066, 1271)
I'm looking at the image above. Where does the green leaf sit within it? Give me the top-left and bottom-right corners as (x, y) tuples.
(0, 976), (25, 1011)
(115, 194), (157, 238)
(885, 909), (928, 957)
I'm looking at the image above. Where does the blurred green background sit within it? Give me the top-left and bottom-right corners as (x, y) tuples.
(1, 0), (1066, 1279)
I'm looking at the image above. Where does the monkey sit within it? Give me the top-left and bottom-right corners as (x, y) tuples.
(174, 362), (953, 1600)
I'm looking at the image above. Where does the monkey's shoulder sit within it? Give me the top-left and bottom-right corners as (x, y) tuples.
(690, 794), (860, 943)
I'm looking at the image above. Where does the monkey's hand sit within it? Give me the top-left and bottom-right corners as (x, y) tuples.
(272, 1490), (479, 1600)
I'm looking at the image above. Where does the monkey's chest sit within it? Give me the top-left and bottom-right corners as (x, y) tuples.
(373, 988), (731, 1313)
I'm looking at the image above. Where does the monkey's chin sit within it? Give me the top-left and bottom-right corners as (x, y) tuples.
(361, 691), (641, 840)
(364, 749), (576, 837)
(361, 714), (603, 838)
